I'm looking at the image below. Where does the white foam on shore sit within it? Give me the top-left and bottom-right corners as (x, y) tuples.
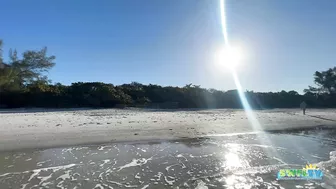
(20, 183), (29, 189)
(57, 170), (72, 181)
(163, 174), (175, 185)
(141, 184), (150, 189)
(117, 157), (153, 171)
(195, 180), (208, 189)
(0, 163), (77, 180)
(94, 184), (104, 189)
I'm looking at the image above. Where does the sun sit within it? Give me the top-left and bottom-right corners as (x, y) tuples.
(214, 46), (244, 70)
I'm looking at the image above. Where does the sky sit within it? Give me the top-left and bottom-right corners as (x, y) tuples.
(1, 0), (336, 93)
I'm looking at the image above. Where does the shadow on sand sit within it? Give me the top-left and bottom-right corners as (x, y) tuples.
(308, 115), (336, 122)
(0, 108), (93, 114)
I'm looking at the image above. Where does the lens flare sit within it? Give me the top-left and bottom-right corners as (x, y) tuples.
(220, 0), (229, 46)
(219, 0), (281, 165)
(219, 0), (261, 130)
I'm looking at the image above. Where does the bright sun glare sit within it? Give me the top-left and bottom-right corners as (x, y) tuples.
(214, 46), (244, 70)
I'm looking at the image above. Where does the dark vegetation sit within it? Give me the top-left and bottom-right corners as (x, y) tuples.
(1, 40), (336, 109)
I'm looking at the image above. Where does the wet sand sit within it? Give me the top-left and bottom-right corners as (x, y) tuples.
(0, 129), (335, 188)
(0, 108), (336, 151)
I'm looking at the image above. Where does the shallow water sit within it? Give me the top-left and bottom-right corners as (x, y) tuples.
(0, 129), (336, 189)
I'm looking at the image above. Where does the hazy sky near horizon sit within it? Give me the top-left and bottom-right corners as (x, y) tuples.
(1, 0), (336, 93)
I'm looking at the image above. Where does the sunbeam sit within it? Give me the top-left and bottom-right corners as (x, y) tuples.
(218, 0), (281, 164)
(220, 0), (229, 46)
(219, 0), (263, 132)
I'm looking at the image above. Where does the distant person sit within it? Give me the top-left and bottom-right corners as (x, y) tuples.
(300, 101), (307, 115)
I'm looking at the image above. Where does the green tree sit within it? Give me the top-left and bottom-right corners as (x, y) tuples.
(0, 40), (55, 91)
(26, 79), (51, 93)
(0, 45), (21, 91)
(304, 67), (336, 94)
(10, 47), (55, 85)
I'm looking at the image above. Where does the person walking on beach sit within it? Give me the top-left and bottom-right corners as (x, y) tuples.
(300, 101), (307, 115)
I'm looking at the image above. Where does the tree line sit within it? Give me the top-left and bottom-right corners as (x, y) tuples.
(0, 40), (336, 109)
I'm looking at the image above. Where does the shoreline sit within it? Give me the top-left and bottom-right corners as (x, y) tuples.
(1, 108), (336, 152)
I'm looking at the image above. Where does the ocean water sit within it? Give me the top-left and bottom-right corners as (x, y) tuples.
(0, 129), (335, 189)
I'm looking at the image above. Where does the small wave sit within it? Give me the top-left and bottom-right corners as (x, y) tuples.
(317, 151), (336, 169)
(315, 151), (336, 188)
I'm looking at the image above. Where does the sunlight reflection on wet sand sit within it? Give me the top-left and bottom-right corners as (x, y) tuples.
(0, 130), (336, 188)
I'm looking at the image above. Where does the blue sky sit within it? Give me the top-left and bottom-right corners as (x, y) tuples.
(1, 0), (336, 93)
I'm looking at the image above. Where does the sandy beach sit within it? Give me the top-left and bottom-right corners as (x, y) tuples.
(1, 108), (336, 188)
(0, 108), (336, 151)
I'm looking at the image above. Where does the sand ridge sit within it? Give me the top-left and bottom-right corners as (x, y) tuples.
(0, 108), (335, 151)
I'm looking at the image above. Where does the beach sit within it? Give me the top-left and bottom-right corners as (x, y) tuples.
(1, 108), (336, 188)
(1, 127), (336, 188)
(0, 108), (335, 151)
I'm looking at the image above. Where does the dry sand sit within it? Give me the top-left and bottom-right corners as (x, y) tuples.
(0, 108), (335, 151)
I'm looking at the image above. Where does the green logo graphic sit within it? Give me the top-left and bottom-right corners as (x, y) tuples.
(277, 164), (323, 180)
